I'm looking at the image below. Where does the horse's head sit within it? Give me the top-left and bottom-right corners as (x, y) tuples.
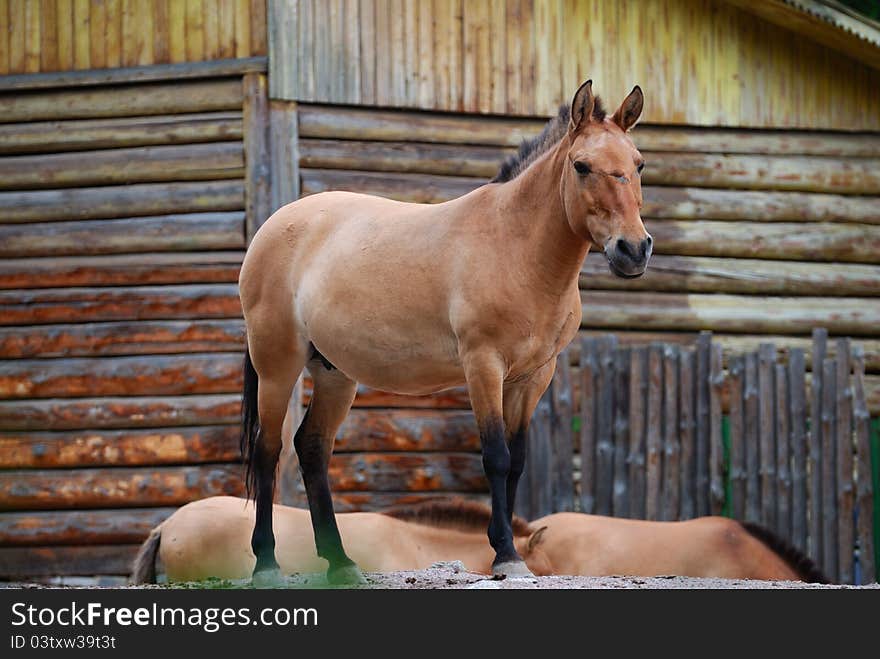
(561, 80), (652, 278)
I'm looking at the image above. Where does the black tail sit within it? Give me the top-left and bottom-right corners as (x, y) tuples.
(739, 521), (831, 584)
(241, 348), (260, 501)
(130, 526), (162, 584)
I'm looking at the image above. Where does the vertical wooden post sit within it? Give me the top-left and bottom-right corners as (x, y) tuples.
(821, 357), (838, 582)
(553, 352), (575, 512)
(645, 343), (663, 521)
(744, 351), (760, 523)
(662, 344), (680, 521)
(709, 342), (725, 516)
(595, 335), (616, 516)
(612, 346), (631, 517)
(243, 72), (271, 241)
(789, 348), (808, 551)
(678, 348), (696, 519)
(836, 338), (854, 584)
(729, 355), (746, 520)
(695, 331), (711, 517)
(852, 346), (875, 584)
(810, 327), (827, 563)
(775, 362), (791, 540)
(579, 337), (598, 514)
(529, 388), (554, 518)
(758, 343), (777, 530)
(628, 346), (648, 519)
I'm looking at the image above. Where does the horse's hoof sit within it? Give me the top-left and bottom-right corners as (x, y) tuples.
(327, 563), (367, 586)
(251, 567), (285, 589)
(493, 560), (534, 579)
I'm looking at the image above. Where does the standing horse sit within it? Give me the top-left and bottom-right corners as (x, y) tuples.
(239, 80), (651, 585)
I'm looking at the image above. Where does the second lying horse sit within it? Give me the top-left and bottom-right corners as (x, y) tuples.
(131, 497), (827, 584)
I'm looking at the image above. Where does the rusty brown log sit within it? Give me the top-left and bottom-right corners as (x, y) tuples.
(0, 545), (140, 578)
(300, 168), (480, 204)
(0, 180), (244, 224)
(0, 394), (241, 431)
(0, 79), (244, 123)
(0, 213), (245, 258)
(334, 409), (479, 452)
(0, 284), (242, 326)
(0, 464), (243, 510)
(327, 491), (490, 514)
(0, 319), (245, 359)
(302, 380), (471, 409)
(0, 252), (243, 291)
(0, 425), (240, 468)
(327, 453), (485, 493)
(0, 508), (175, 546)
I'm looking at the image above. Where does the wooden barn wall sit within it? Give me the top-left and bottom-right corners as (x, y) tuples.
(269, 0), (880, 131)
(0, 0), (267, 75)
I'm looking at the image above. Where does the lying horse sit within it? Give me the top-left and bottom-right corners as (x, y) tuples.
(130, 497), (827, 584)
(239, 79), (652, 584)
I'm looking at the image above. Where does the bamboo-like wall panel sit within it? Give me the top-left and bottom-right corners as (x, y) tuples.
(0, 0), (267, 75)
(270, 0), (880, 130)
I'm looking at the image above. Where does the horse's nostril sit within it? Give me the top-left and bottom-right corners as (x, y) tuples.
(616, 238), (635, 260)
(645, 234), (653, 248)
(639, 237), (652, 258)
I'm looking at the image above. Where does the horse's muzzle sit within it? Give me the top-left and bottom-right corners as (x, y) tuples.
(605, 236), (652, 278)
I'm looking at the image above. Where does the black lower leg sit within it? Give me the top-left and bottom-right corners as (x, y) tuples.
(251, 439), (281, 574)
(481, 416), (519, 565)
(506, 426), (527, 522)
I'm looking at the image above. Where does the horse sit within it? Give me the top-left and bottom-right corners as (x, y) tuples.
(239, 79), (651, 585)
(130, 497), (828, 585)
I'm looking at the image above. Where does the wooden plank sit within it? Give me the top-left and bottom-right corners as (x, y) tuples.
(300, 168), (480, 204)
(0, 322), (242, 363)
(243, 72), (271, 238)
(645, 344), (663, 521)
(0, 394), (241, 431)
(105, 0), (121, 67)
(810, 328), (827, 562)
(728, 355), (746, 521)
(0, 180), (244, 224)
(0, 112), (243, 154)
(0, 545), (140, 578)
(528, 390), (553, 518)
(744, 352), (760, 524)
(611, 347), (630, 518)
(758, 343), (777, 531)
(333, 409), (479, 453)
(627, 346), (647, 520)
(661, 344), (680, 521)
(0, 142), (244, 190)
(334, 452), (486, 494)
(268, 100), (299, 211)
(678, 348), (696, 520)
(0, 284), (241, 326)
(302, 380), (470, 410)
(789, 348), (808, 551)
(0, 78), (244, 122)
(0, 425), (240, 468)
(0, 464), (243, 510)
(579, 291), (880, 336)
(0, 213), (245, 258)
(836, 337), (854, 584)
(594, 335), (616, 517)
(578, 337), (598, 515)
(775, 362), (792, 540)
(553, 353), (575, 512)
(821, 357), (839, 581)
(709, 342), (725, 516)
(0, 507), (174, 546)
(330, 491), (490, 514)
(695, 332), (711, 518)
(852, 347), (875, 584)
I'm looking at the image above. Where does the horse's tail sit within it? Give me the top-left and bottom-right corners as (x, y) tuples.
(130, 525), (162, 584)
(739, 521), (831, 584)
(241, 347), (260, 502)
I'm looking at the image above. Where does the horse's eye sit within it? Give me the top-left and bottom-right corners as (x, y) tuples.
(573, 161), (591, 175)
(637, 162), (645, 174)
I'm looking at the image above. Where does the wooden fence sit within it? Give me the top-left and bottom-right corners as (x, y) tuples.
(516, 329), (877, 585)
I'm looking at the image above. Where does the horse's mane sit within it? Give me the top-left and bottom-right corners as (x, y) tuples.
(381, 498), (532, 537)
(739, 521), (831, 584)
(491, 98), (607, 183)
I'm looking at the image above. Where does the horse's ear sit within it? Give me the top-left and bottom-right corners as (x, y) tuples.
(527, 526), (549, 553)
(612, 85), (644, 132)
(569, 79), (595, 133)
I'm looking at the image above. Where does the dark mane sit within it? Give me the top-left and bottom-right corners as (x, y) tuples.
(381, 498), (532, 537)
(739, 521), (831, 584)
(491, 98), (606, 183)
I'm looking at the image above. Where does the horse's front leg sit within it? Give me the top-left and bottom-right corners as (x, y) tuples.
(463, 352), (531, 577)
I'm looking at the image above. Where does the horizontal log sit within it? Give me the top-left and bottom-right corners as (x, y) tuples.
(0, 465), (243, 510)
(335, 409), (478, 452)
(328, 453), (484, 492)
(0, 79), (244, 123)
(293, 491), (489, 513)
(303, 380), (471, 409)
(0, 319), (245, 358)
(0, 284), (241, 326)
(0, 545), (140, 578)
(580, 253), (880, 296)
(0, 353), (243, 399)
(0, 112), (243, 155)
(0, 57), (267, 91)
(0, 213), (245, 258)
(300, 168), (480, 203)
(0, 508), (175, 546)
(0, 394), (241, 431)
(0, 180), (245, 224)
(580, 291), (880, 336)
(648, 220), (880, 263)
(0, 426), (240, 468)
(0, 252), (243, 290)
(0, 143), (244, 190)
(298, 105), (880, 156)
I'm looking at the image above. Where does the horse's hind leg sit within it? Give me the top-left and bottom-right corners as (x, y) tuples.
(295, 355), (361, 584)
